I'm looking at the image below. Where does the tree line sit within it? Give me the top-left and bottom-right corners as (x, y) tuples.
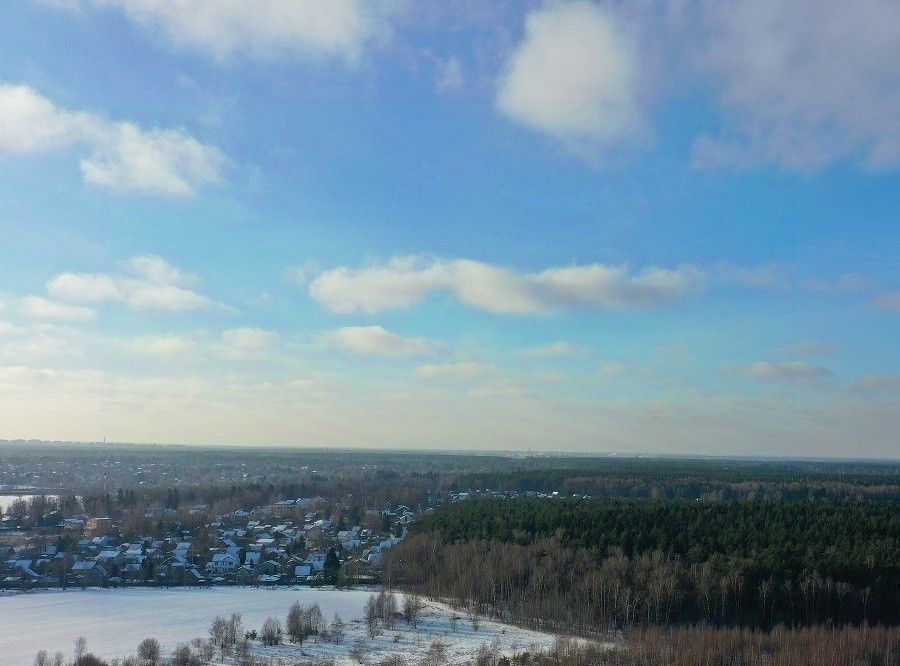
(384, 497), (899, 631)
(452, 463), (900, 502)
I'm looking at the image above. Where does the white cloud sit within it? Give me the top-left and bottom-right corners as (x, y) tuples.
(46, 273), (122, 303)
(435, 57), (465, 93)
(126, 334), (197, 358)
(856, 373), (900, 392)
(0, 321), (27, 337)
(497, 1), (644, 151)
(21, 296), (96, 321)
(125, 285), (213, 312)
(518, 341), (578, 357)
(124, 254), (197, 285)
(0, 359), (896, 457)
(322, 326), (435, 357)
(56, 0), (396, 62)
(739, 361), (832, 384)
(124, 327), (278, 360)
(689, 1), (900, 170)
(0, 364), (105, 386)
(414, 362), (490, 381)
(214, 327), (280, 360)
(0, 83), (224, 195)
(308, 256), (704, 315)
(2, 333), (78, 358)
(47, 255), (218, 313)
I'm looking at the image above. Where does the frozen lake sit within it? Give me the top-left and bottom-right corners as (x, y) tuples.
(0, 587), (562, 665)
(0, 495), (48, 511)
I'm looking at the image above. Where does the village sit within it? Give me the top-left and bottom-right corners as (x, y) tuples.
(0, 495), (416, 591)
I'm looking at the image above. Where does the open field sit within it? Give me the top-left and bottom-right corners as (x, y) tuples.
(0, 587), (565, 665)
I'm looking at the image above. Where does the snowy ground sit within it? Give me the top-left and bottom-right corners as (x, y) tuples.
(0, 587), (564, 665)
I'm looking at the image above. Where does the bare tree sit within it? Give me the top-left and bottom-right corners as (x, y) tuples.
(330, 613), (345, 645)
(349, 638), (368, 664)
(366, 594), (380, 638)
(74, 637), (87, 665)
(307, 603), (324, 640)
(227, 614), (244, 646)
(171, 644), (199, 666)
(383, 591), (398, 628)
(209, 615), (228, 654)
(287, 601), (306, 643)
(190, 638), (213, 662)
(261, 616), (283, 646)
(34, 650), (50, 666)
(403, 594), (424, 629)
(423, 640), (448, 666)
(137, 637), (161, 664)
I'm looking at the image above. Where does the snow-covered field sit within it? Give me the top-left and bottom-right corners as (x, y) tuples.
(0, 587), (563, 665)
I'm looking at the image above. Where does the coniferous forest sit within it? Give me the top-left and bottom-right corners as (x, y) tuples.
(385, 496), (899, 633)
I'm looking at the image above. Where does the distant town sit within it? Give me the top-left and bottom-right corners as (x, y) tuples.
(0, 442), (579, 592)
(1, 492), (418, 590)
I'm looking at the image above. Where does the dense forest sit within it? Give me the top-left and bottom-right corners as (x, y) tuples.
(385, 497), (899, 632)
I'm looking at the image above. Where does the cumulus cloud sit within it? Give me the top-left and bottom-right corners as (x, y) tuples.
(414, 362), (490, 381)
(0, 83), (225, 195)
(739, 361), (832, 384)
(322, 326), (436, 357)
(47, 255), (219, 312)
(496, 1), (645, 153)
(689, 1), (900, 171)
(21, 296), (96, 321)
(50, 0), (396, 62)
(308, 256), (703, 315)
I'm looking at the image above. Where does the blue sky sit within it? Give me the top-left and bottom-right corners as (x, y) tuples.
(0, 1), (897, 456)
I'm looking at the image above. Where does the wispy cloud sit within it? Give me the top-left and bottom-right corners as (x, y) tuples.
(44, 0), (398, 63)
(738, 361), (832, 384)
(414, 362), (490, 381)
(855, 373), (900, 392)
(518, 341), (579, 357)
(688, 1), (900, 171)
(872, 290), (900, 313)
